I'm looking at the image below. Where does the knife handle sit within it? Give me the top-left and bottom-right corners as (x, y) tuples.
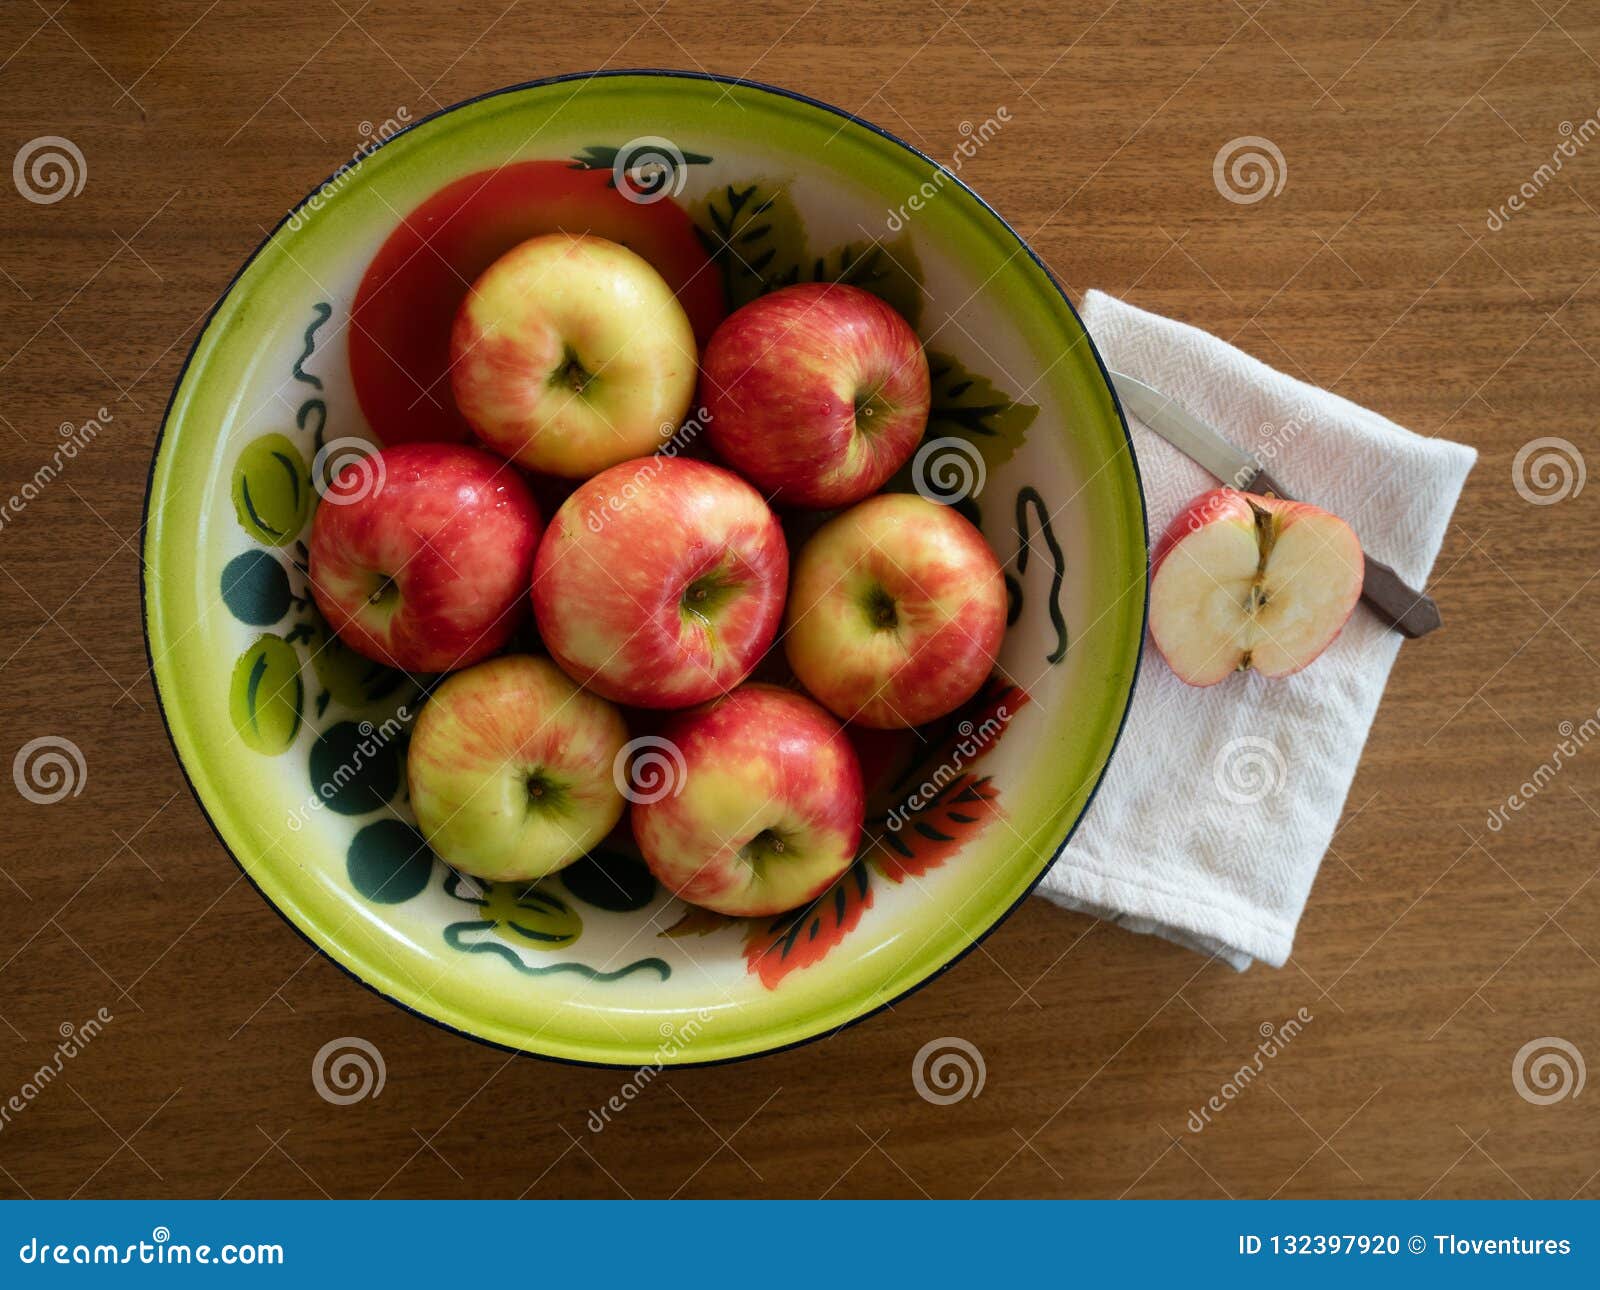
(1359, 555), (1442, 638)
(1250, 468), (1442, 639)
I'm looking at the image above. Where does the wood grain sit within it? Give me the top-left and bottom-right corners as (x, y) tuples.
(0, 0), (1596, 1199)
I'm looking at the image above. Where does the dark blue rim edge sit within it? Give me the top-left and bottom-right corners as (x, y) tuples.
(137, 67), (1151, 1073)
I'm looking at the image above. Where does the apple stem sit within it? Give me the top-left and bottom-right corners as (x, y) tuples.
(862, 584), (899, 631)
(854, 388), (885, 433)
(552, 346), (594, 394)
(1245, 501), (1280, 615)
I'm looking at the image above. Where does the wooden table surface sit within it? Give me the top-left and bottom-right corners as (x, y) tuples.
(1, 0), (1596, 1200)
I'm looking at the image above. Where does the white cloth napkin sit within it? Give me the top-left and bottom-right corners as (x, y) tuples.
(1035, 290), (1476, 969)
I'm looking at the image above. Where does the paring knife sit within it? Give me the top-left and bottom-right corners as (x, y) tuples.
(1107, 370), (1441, 639)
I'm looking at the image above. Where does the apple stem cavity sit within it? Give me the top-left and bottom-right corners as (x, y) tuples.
(550, 346), (595, 395)
(524, 770), (567, 814)
(680, 568), (740, 629)
(853, 388), (886, 433)
(861, 583), (899, 631)
(740, 827), (789, 873)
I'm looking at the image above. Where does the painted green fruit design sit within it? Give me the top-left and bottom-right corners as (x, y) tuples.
(442, 870), (582, 951)
(481, 883), (583, 950)
(231, 433), (311, 546)
(439, 871), (670, 981)
(229, 633), (303, 755)
(347, 818), (434, 904)
(220, 550), (293, 625)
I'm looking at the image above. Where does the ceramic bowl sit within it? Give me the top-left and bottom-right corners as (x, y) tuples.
(142, 71), (1146, 1065)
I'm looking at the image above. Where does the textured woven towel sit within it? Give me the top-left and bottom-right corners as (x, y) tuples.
(1034, 290), (1477, 969)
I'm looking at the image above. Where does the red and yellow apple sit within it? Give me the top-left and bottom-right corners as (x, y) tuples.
(450, 232), (699, 478)
(701, 282), (930, 508)
(349, 160), (724, 447)
(308, 443), (540, 673)
(407, 655), (629, 880)
(630, 684), (865, 916)
(1149, 488), (1364, 685)
(531, 457), (787, 708)
(785, 493), (1006, 729)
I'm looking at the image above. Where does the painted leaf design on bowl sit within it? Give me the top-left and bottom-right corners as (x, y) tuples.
(743, 858), (873, 990)
(925, 350), (1039, 470)
(694, 181), (807, 311)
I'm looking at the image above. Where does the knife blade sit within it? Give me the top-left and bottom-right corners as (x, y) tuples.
(1107, 369), (1441, 639)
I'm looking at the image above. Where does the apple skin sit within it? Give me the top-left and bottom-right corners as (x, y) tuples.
(450, 233), (699, 478)
(308, 443), (540, 673)
(630, 684), (865, 917)
(1149, 488), (1364, 686)
(407, 655), (629, 881)
(784, 493), (1007, 729)
(701, 282), (931, 508)
(531, 457), (788, 709)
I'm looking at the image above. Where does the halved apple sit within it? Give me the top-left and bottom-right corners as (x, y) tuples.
(1148, 489), (1364, 686)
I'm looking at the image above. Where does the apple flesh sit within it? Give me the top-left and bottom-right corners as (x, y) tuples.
(450, 232), (698, 478)
(701, 282), (930, 508)
(407, 655), (629, 881)
(630, 684), (865, 917)
(1149, 488), (1364, 686)
(531, 457), (788, 709)
(308, 443), (540, 673)
(784, 493), (1007, 729)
